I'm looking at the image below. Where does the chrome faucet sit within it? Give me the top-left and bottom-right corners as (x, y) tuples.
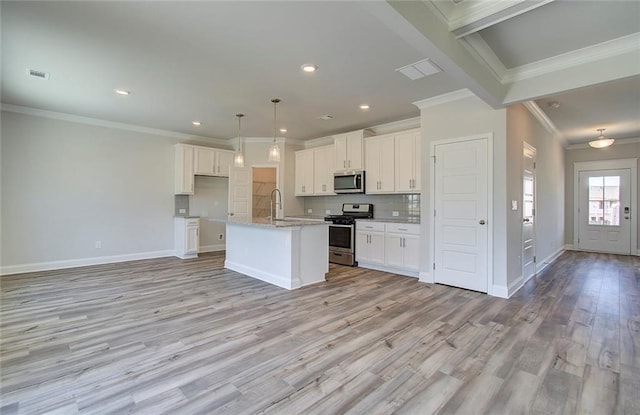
(270, 188), (282, 223)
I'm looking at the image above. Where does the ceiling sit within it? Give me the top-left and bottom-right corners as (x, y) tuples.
(1, 1), (639, 146)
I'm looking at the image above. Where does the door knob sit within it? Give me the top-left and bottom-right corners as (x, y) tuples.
(229, 212), (234, 216)
(523, 218), (530, 222)
(479, 220), (486, 225)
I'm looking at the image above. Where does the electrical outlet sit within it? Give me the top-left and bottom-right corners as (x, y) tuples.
(218, 233), (224, 240)
(325, 209), (331, 214)
(307, 208), (313, 214)
(179, 208), (186, 214)
(95, 241), (102, 249)
(392, 211), (399, 217)
(202, 210), (208, 217)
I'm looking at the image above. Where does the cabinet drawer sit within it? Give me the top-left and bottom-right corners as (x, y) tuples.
(385, 223), (419, 234)
(356, 221), (385, 232)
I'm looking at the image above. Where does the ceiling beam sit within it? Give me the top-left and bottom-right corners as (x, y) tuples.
(445, 0), (555, 39)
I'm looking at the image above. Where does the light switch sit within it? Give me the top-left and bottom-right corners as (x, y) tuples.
(392, 211), (399, 217)
(307, 208), (313, 214)
(511, 200), (518, 211)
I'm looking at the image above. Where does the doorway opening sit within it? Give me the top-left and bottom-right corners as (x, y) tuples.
(252, 167), (277, 219)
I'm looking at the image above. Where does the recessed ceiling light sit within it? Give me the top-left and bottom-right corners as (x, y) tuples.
(192, 121), (202, 126)
(280, 128), (287, 133)
(301, 64), (317, 73)
(114, 89), (131, 96)
(359, 104), (370, 110)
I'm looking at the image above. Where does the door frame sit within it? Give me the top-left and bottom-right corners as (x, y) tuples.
(429, 133), (494, 293)
(522, 142), (537, 281)
(573, 158), (637, 254)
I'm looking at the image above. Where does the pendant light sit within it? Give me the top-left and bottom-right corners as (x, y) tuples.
(268, 98), (281, 162)
(589, 128), (615, 148)
(234, 113), (245, 167)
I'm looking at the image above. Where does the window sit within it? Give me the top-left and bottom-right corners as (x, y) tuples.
(588, 176), (620, 226)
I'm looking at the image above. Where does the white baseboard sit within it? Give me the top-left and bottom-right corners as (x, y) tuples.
(565, 244), (577, 251)
(224, 259), (297, 290)
(0, 250), (175, 276)
(200, 244), (225, 253)
(490, 284), (509, 299)
(419, 271), (433, 283)
(537, 246), (566, 274)
(357, 261), (419, 278)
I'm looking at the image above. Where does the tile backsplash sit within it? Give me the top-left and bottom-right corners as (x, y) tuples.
(303, 194), (420, 219)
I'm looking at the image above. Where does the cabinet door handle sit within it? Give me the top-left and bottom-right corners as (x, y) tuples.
(348, 160), (351, 168)
(343, 160), (346, 168)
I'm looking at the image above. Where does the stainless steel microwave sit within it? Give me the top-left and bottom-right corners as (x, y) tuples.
(334, 171), (365, 194)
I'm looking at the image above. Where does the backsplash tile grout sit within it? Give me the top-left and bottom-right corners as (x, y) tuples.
(303, 194), (420, 219)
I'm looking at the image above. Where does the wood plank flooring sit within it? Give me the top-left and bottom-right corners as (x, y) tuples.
(1, 251), (638, 414)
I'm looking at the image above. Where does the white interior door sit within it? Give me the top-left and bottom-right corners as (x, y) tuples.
(578, 169), (631, 254)
(434, 138), (489, 293)
(228, 167), (252, 221)
(522, 144), (536, 281)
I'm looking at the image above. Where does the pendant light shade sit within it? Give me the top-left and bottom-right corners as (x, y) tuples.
(234, 113), (245, 167)
(268, 98), (281, 162)
(589, 128), (615, 148)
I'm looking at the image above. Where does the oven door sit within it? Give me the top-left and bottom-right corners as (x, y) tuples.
(328, 224), (354, 253)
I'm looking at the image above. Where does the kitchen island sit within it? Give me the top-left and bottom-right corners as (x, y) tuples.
(223, 218), (329, 290)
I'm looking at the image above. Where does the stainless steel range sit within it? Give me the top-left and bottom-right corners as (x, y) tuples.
(325, 203), (374, 266)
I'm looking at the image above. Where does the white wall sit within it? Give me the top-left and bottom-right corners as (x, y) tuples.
(506, 104), (565, 290)
(1, 111), (179, 272)
(419, 94), (509, 292)
(565, 140), (640, 247)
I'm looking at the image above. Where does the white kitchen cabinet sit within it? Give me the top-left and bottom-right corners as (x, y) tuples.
(394, 129), (421, 193)
(175, 144), (194, 195)
(384, 223), (420, 271)
(365, 135), (395, 194)
(295, 149), (314, 196)
(175, 217), (199, 259)
(313, 145), (335, 195)
(355, 222), (385, 265)
(334, 130), (370, 173)
(357, 221), (420, 276)
(194, 146), (234, 177)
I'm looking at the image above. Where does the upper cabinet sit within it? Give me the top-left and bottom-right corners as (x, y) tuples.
(295, 145), (336, 196)
(295, 149), (314, 196)
(175, 144), (195, 195)
(334, 130), (370, 173)
(394, 130), (421, 193)
(365, 134), (395, 194)
(313, 145), (335, 195)
(194, 146), (234, 177)
(362, 128), (421, 195)
(175, 144), (233, 195)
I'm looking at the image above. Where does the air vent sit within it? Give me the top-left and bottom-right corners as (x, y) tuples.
(316, 115), (333, 120)
(396, 58), (441, 81)
(28, 69), (50, 80)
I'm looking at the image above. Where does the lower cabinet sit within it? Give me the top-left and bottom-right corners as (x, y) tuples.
(175, 217), (199, 259)
(356, 221), (420, 277)
(355, 222), (385, 265)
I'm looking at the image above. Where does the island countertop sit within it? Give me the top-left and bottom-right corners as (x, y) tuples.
(209, 217), (329, 228)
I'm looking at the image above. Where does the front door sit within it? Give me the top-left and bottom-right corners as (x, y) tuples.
(434, 137), (489, 293)
(228, 167), (252, 221)
(578, 169), (631, 254)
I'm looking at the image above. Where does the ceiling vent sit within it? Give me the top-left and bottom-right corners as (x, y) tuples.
(316, 115), (334, 120)
(396, 59), (441, 81)
(28, 69), (50, 80)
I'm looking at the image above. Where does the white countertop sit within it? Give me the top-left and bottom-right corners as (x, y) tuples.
(211, 217), (329, 228)
(356, 218), (421, 224)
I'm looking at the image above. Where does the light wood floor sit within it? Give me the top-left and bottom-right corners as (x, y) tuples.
(1, 251), (638, 414)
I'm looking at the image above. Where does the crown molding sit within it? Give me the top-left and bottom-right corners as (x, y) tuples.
(566, 136), (640, 150)
(502, 33), (640, 84)
(304, 136), (335, 149)
(1, 103), (229, 146)
(368, 116), (421, 135)
(413, 88), (475, 109)
(523, 100), (567, 148)
(243, 136), (305, 146)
